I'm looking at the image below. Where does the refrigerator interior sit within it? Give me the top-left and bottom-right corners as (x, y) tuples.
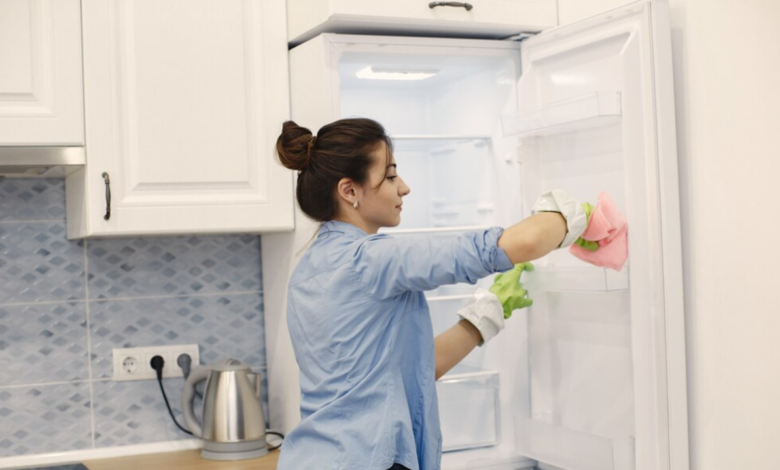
(335, 33), (637, 470)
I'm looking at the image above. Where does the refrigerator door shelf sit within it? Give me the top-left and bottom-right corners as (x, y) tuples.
(437, 364), (501, 452)
(525, 290), (634, 470)
(501, 92), (622, 138)
(523, 264), (630, 293)
(515, 415), (634, 470)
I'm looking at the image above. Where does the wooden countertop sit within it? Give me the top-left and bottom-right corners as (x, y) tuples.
(83, 449), (279, 470)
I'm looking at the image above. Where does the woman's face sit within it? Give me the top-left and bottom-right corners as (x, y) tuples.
(358, 141), (411, 233)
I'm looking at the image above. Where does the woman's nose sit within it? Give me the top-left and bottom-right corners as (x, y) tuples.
(399, 178), (411, 196)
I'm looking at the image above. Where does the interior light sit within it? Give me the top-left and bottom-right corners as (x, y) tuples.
(356, 66), (439, 81)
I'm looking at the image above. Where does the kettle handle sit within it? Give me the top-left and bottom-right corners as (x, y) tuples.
(249, 370), (263, 399)
(181, 366), (210, 438)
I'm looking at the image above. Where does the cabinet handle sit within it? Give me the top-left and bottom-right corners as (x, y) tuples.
(101, 172), (111, 221)
(429, 1), (473, 11)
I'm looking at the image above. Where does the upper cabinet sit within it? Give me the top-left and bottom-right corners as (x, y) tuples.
(556, 0), (636, 25)
(287, 0), (558, 46)
(66, 0), (294, 238)
(0, 0), (84, 145)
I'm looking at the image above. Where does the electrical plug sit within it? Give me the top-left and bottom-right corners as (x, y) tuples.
(150, 355), (165, 380)
(176, 353), (192, 379)
(176, 353), (202, 399)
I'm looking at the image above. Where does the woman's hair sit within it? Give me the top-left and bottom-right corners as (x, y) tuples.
(276, 118), (392, 222)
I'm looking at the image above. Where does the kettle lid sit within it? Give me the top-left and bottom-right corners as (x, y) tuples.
(209, 358), (252, 372)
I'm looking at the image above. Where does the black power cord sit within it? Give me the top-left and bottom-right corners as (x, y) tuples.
(151, 354), (286, 451)
(150, 355), (193, 435)
(265, 431), (284, 451)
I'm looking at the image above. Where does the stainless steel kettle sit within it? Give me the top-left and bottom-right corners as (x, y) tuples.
(181, 358), (267, 460)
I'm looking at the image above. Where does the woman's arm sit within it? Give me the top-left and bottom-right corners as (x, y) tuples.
(498, 212), (567, 264)
(434, 319), (482, 380)
(434, 213), (565, 379)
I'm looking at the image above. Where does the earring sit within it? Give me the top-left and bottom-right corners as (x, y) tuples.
(353, 200), (359, 209)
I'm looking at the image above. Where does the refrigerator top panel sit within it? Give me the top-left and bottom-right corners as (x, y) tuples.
(287, 0), (557, 47)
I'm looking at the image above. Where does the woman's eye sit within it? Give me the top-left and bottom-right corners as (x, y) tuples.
(387, 176), (398, 181)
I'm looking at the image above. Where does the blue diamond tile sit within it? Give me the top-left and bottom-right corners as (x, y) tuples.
(87, 235), (261, 299)
(89, 293), (266, 379)
(0, 382), (91, 457)
(0, 302), (88, 386)
(0, 222), (85, 304)
(92, 379), (190, 446)
(92, 371), (267, 447)
(0, 179), (66, 222)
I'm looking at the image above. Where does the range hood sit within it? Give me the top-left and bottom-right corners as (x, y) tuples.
(0, 146), (85, 177)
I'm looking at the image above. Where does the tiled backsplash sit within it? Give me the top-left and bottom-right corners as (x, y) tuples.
(0, 178), (268, 458)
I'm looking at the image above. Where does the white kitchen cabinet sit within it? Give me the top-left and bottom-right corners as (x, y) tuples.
(66, 0), (294, 238)
(557, 0), (637, 24)
(287, 0), (558, 46)
(0, 0), (84, 146)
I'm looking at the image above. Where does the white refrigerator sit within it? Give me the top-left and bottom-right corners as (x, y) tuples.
(262, 2), (688, 470)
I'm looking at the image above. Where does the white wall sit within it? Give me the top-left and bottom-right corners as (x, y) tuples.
(668, 1), (780, 468)
(557, 0), (780, 468)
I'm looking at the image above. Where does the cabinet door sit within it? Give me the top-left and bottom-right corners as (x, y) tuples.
(0, 0), (84, 145)
(288, 0), (558, 46)
(68, 0), (293, 237)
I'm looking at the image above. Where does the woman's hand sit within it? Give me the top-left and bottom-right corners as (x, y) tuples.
(434, 289), (502, 379)
(455, 288), (505, 346)
(489, 262), (535, 319)
(497, 189), (593, 264)
(434, 266), (535, 379)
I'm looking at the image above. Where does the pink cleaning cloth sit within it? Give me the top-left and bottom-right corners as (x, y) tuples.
(569, 192), (628, 271)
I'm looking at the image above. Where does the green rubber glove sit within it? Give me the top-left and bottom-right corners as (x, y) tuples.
(489, 262), (535, 319)
(572, 202), (599, 252)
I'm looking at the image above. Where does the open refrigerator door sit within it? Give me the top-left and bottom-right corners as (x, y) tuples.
(501, 2), (688, 470)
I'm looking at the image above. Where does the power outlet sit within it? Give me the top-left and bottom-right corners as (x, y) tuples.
(112, 344), (200, 381)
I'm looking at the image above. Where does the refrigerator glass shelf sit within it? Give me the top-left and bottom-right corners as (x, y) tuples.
(424, 274), (494, 304)
(425, 293), (473, 302)
(514, 415), (634, 470)
(502, 92), (622, 138)
(440, 362), (499, 382)
(387, 135), (500, 230)
(380, 224), (492, 235)
(390, 134), (491, 153)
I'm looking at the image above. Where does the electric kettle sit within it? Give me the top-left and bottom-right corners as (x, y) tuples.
(181, 358), (267, 460)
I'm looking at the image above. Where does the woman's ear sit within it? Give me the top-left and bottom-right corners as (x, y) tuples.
(336, 177), (360, 206)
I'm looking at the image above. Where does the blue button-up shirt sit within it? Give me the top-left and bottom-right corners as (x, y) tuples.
(277, 220), (513, 470)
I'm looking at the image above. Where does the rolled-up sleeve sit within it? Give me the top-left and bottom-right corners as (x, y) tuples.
(351, 227), (514, 300)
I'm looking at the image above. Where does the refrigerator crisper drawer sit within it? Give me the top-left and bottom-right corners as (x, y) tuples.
(436, 366), (500, 452)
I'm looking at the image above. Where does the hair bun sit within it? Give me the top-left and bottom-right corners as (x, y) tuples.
(276, 121), (315, 171)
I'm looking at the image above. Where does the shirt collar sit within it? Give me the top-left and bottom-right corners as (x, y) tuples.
(319, 220), (369, 239)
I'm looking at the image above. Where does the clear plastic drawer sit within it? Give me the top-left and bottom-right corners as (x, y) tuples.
(436, 364), (500, 452)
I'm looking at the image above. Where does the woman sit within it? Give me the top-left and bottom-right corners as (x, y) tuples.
(275, 118), (587, 470)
